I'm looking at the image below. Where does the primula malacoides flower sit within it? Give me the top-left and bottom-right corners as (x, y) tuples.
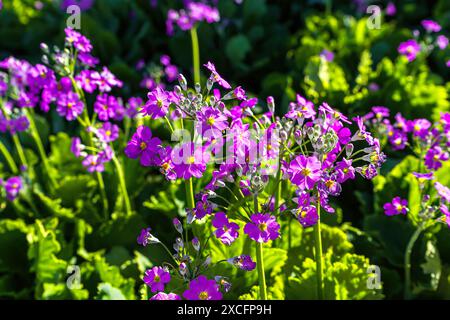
(142, 87), (170, 119)
(144, 266), (171, 293)
(150, 292), (181, 300)
(398, 39), (421, 62)
(384, 197), (409, 216)
(244, 213), (280, 243)
(212, 212), (239, 245)
(288, 155), (322, 190)
(3, 176), (23, 201)
(227, 255), (256, 271)
(183, 275), (223, 300)
(125, 126), (162, 166)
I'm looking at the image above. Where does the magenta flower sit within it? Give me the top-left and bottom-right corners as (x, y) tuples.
(3, 176), (22, 201)
(94, 94), (120, 121)
(125, 126), (162, 166)
(196, 107), (228, 134)
(144, 267), (171, 293)
(137, 227), (160, 246)
(435, 182), (450, 203)
(386, 2), (396, 16)
(320, 49), (334, 62)
(437, 35), (449, 50)
(389, 130), (407, 150)
(172, 142), (210, 179)
(227, 255), (256, 271)
(244, 213), (280, 243)
(97, 122), (119, 143)
(56, 91), (83, 121)
(408, 118), (431, 139)
(384, 197), (408, 216)
(204, 61), (231, 89)
(82, 155), (104, 172)
(150, 292), (181, 300)
(96, 67), (122, 92)
(70, 137), (83, 157)
(398, 39), (421, 62)
(142, 87), (170, 119)
(183, 275), (223, 300)
(421, 19), (441, 33)
(65, 28), (92, 53)
(425, 146), (449, 170)
(75, 70), (99, 93)
(212, 212), (240, 245)
(297, 206), (319, 228)
(412, 172), (434, 181)
(288, 155), (322, 190)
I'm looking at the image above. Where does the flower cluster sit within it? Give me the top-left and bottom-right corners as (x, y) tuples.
(136, 217), (250, 300)
(166, 1), (220, 35)
(397, 19), (448, 64)
(125, 59), (386, 299)
(137, 55), (179, 91)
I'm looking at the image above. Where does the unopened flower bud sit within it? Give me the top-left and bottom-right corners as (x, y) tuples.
(192, 237), (200, 251)
(178, 74), (187, 91)
(267, 96), (275, 114)
(345, 144), (354, 157)
(173, 218), (183, 234)
(195, 83), (201, 93)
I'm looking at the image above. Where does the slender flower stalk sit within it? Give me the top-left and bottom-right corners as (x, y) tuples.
(313, 194), (324, 300)
(0, 103), (28, 169)
(404, 224), (424, 300)
(253, 195), (267, 300)
(25, 108), (57, 189)
(0, 140), (18, 174)
(111, 154), (132, 216)
(190, 26), (201, 84)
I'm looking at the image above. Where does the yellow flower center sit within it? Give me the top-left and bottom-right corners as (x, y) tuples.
(157, 99), (164, 108)
(12, 183), (18, 189)
(153, 275), (161, 283)
(106, 130), (111, 136)
(67, 102), (74, 108)
(199, 291), (209, 300)
(188, 156), (195, 164)
(343, 168), (349, 173)
(161, 162), (170, 171)
(301, 168), (311, 176)
(258, 223), (268, 231)
(325, 180), (335, 189)
(207, 116), (215, 126)
(140, 142), (147, 150)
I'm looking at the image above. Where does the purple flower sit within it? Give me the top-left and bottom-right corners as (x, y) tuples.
(97, 122), (119, 143)
(408, 118), (431, 139)
(137, 227), (160, 246)
(204, 61), (231, 89)
(421, 19), (441, 33)
(320, 49), (334, 62)
(196, 107), (228, 134)
(150, 292), (181, 300)
(142, 87), (170, 119)
(288, 155), (322, 190)
(77, 52), (99, 67)
(82, 155), (104, 172)
(297, 206), (318, 228)
(61, 0), (94, 11)
(94, 94), (120, 121)
(75, 70), (99, 93)
(384, 197), (408, 216)
(437, 35), (449, 50)
(65, 28), (92, 53)
(212, 212), (240, 245)
(435, 182), (450, 203)
(386, 2), (396, 16)
(172, 142), (210, 179)
(412, 172), (434, 181)
(389, 130), (407, 150)
(398, 39), (421, 62)
(183, 275), (223, 300)
(56, 91), (83, 121)
(125, 126), (162, 166)
(3, 177), (22, 201)
(425, 146), (449, 170)
(144, 267), (171, 293)
(70, 137), (83, 157)
(244, 213), (280, 243)
(335, 158), (355, 183)
(227, 255), (256, 271)
(96, 67), (123, 92)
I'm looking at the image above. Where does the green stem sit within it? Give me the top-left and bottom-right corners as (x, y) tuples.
(274, 162), (282, 215)
(185, 178), (195, 209)
(70, 76), (109, 217)
(112, 154), (132, 216)
(190, 26), (201, 84)
(25, 108), (57, 189)
(404, 225), (424, 300)
(313, 195), (324, 300)
(0, 104), (28, 169)
(0, 140), (19, 174)
(254, 195), (267, 300)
